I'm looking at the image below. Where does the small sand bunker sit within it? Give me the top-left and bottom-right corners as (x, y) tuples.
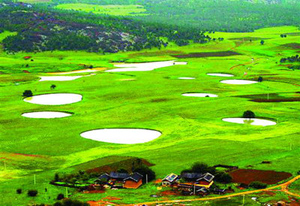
(22, 111), (72, 119)
(24, 93), (82, 105)
(207, 73), (234, 77)
(48, 68), (104, 75)
(39, 76), (82, 81)
(106, 61), (187, 72)
(182, 93), (218, 97)
(81, 128), (162, 144)
(178, 77), (196, 80)
(222, 118), (276, 126)
(221, 80), (258, 85)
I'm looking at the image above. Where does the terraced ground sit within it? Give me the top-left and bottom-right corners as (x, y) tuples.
(0, 26), (300, 205)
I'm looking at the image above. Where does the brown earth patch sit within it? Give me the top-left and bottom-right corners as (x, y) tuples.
(160, 190), (181, 196)
(229, 169), (292, 185)
(172, 51), (241, 58)
(129, 50), (184, 57)
(280, 43), (300, 50)
(228, 37), (269, 41)
(237, 92), (300, 103)
(102, 197), (121, 201)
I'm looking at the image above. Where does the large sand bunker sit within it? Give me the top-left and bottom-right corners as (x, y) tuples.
(39, 76), (82, 81)
(81, 128), (162, 144)
(22, 111), (72, 118)
(222, 118), (276, 126)
(24, 93), (82, 105)
(221, 80), (258, 85)
(106, 61), (187, 72)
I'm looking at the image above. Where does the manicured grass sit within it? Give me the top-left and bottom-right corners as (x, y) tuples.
(55, 4), (147, 16)
(0, 26), (300, 205)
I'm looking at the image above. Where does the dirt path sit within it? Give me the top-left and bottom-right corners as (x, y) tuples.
(126, 176), (300, 206)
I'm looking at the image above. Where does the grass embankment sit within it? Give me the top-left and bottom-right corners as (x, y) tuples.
(0, 26), (300, 205)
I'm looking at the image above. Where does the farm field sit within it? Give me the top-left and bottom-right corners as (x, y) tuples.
(0, 26), (300, 205)
(55, 4), (147, 16)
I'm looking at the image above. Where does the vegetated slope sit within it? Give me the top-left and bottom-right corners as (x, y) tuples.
(0, 2), (209, 53)
(51, 0), (300, 32)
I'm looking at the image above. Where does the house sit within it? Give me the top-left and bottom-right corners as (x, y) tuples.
(123, 172), (143, 189)
(95, 173), (110, 184)
(162, 173), (179, 186)
(195, 173), (215, 189)
(109, 172), (130, 181)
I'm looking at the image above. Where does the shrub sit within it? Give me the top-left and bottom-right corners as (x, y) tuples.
(23, 90), (33, 97)
(57, 193), (64, 200)
(249, 181), (267, 189)
(243, 110), (255, 118)
(27, 189), (38, 197)
(191, 162), (216, 174)
(16, 189), (22, 194)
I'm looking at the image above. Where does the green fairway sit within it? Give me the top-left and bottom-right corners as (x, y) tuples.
(55, 4), (147, 16)
(0, 26), (300, 205)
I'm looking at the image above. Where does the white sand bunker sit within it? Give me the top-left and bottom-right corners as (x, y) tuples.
(221, 80), (258, 85)
(22, 111), (72, 119)
(24, 93), (82, 105)
(178, 77), (196, 80)
(222, 118), (276, 126)
(81, 128), (162, 144)
(182, 93), (218, 97)
(49, 68), (103, 75)
(106, 61), (187, 72)
(207, 73), (234, 77)
(39, 76), (82, 81)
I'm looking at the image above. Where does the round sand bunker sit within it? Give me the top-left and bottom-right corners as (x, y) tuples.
(207, 73), (234, 77)
(81, 129), (162, 144)
(221, 80), (258, 85)
(24, 93), (82, 105)
(222, 118), (276, 126)
(182, 93), (218, 97)
(22, 111), (72, 119)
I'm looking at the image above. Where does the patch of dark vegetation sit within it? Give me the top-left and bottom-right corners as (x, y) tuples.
(280, 55), (300, 63)
(280, 43), (300, 50)
(172, 51), (241, 58)
(229, 169), (292, 185)
(228, 37), (269, 41)
(284, 32), (300, 36)
(129, 50), (184, 57)
(71, 156), (154, 174)
(237, 92), (300, 103)
(151, 98), (170, 103)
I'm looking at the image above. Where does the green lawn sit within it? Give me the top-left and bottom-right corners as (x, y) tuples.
(55, 4), (148, 16)
(0, 26), (300, 205)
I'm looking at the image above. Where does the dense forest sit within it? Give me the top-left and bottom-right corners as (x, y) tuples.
(0, 2), (209, 53)
(49, 0), (300, 32)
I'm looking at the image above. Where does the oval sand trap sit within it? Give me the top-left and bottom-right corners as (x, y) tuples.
(222, 118), (276, 126)
(24, 93), (82, 105)
(39, 76), (82, 81)
(178, 77), (196, 80)
(22, 111), (72, 119)
(81, 129), (162, 144)
(221, 80), (258, 85)
(207, 73), (234, 77)
(106, 61), (187, 72)
(182, 93), (218, 97)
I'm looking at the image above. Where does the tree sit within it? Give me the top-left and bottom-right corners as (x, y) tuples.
(133, 166), (156, 183)
(249, 181), (267, 189)
(23, 90), (33, 97)
(243, 110), (255, 118)
(260, 40), (265, 45)
(27, 190), (38, 197)
(16, 189), (22, 194)
(258, 76), (263, 82)
(57, 193), (64, 200)
(191, 162), (216, 174)
(214, 172), (232, 184)
(51, 84), (56, 90)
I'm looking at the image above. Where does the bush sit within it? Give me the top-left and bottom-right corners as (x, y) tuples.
(27, 189), (38, 197)
(23, 90), (33, 97)
(249, 181), (267, 189)
(191, 162), (216, 174)
(243, 110), (255, 118)
(57, 193), (64, 200)
(16, 189), (22, 194)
